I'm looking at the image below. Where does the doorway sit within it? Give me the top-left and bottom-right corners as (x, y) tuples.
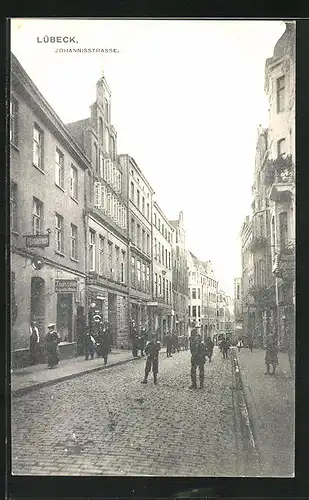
(57, 293), (73, 342)
(30, 277), (45, 336)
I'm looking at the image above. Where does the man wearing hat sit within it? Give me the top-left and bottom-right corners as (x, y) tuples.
(141, 332), (161, 385)
(45, 323), (61, 369)
(189, 332), (207, 389)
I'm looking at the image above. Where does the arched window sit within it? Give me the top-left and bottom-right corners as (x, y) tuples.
(99, 118), (104, 145)
(105, 128), (109, 154)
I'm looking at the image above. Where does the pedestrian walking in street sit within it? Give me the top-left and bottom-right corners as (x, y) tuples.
(248, 338), (253, 353)
(142, 332), (161, 385)
(97, 322), (111, 364)
(166, 330), (173, 357)
(172, 332), (179, 353)
(84, 331), (96, 360)
(130, 320), (139, 358)
(29, 321), (40, 365)
(221, 338), (230, 359)
(189, 333), (207, 389)
(265, 335), (279, 375)
(205, 336), (214, 362)
(45, 323), (61, 369)
(237, 339), (243, 353)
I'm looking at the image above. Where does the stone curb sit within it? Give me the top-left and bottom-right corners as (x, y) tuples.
(231, 351), (262, 474)
(12, 355), (141, 397)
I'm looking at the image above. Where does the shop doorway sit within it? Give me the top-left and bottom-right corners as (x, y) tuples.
(108, 293), (117, 347)
(57, 293), (73, 342)
(30, 277), (45, 336)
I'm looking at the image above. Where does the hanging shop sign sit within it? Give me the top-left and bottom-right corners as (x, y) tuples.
(25, 234), (50, 247)
(55, 279), (78, 293)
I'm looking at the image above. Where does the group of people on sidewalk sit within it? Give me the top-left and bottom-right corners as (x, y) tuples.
(84, 321), (112, 364)
(29, 321), (61, 369)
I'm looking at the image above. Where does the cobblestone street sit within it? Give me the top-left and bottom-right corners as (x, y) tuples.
(12, 347), (244, 476)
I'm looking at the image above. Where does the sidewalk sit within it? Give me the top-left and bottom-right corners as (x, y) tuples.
(11, 349), (139, 396)
(236, 347), (294, 477)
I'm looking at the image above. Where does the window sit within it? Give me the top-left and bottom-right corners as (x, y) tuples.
(121, 250), (126, 283)
(70, 224), (78, 260)
(137, 224), (141, 248)
(159, 275), (162, 296)
(158, 242), (161, 263)
(154, 273), (158, 296)
(162, 245), (164, 265)
(110, 136), (115, 161)
(115, 246), (120, 281)
(169, 282), (172, 303)
(33, 125), (43, 170)
(105, 129), (109, 154)
(147, 234), (150, 255)
(237, 285), (240, 300)
(70, 165), (78, 199)
(131, 181), (134, 201)
(279, 212), (288, 249)
(137, 260), (141, 287)
(99, 118), (104, 145)
(55, 149), (64, 188)
(147, 203), (150, 220)
(142, 229), (145, 252)
(137, 190), (140, 209)
(276, 76), (285, 113)
(55, 213), (64, 253)
(131, 218), (135, 243)
(192, 288), (196, 299)
(198, 288), (201, 299)
(168, 252), (171, 269)
(131, 256), (135, 286)
(198, 306), (201, 317)
(277, 138), (286, 157)
(154, 213), (157, 226)
(88, 230), (96, 271)
(163, 277), (166, 298)
(146, 266), (150, 292)
(93, 143), (98, 172)
(154, 238), (157, 260)
(10, 97), (18, 145)
(192, 305), (197, 317)
(142, 197), (145, 214)
(142, 263), (146, 291)
(188, 305), (191, 317)
(158, 218), (161, 231)
(104, 98), (109, 120)
(108, 241), (113, 278)
(99, 236), (105, 275)
(165, 249), (168, 268)
(33, 198), (43, 235)
(10, 183), (18, 232)
(162, 223), (164, 236)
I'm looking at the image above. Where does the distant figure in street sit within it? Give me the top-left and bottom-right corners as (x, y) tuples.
(97, 322), (110, 364)
(142, 332), (161, 385)
(205, 336), (214, 362)
(237, 339), (244, 353)
(221, 338), (230, 359)
(248, 338), (253, 353)
(166, 330), (173, 357)
(84, 330), (96, 360)
(189, 333), (207, 389)
(172, 332), (178, 354)
(130, 320), (138, 358)
(139, 327), (148, 357)
(29, 321), (40, 365)
(45, 323), (61, 369)
(265, 336), (279, 375)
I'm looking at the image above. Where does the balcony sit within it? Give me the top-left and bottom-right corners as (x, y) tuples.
(250, 236), (267, 251)
(265, 155), (294, 202)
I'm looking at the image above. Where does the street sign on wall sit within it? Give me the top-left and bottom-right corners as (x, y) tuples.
(25, 234), (50, 247)
(55, 279), (78, 293)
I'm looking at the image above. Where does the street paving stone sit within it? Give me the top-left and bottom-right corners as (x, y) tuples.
(12, 347), (243, 476)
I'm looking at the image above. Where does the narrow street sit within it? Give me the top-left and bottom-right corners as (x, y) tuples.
(12, 347), (245, 476)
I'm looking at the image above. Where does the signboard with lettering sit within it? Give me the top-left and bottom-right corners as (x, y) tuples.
(26, 234), (49, 247)
(55, 279), (78, 293)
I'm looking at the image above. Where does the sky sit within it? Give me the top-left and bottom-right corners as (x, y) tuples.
(10, 18), (285, 296)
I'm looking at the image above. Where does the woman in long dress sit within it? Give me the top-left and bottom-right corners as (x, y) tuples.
(46, 323), (61, 368)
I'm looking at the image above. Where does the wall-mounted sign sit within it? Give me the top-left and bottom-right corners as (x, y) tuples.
(26, 234), (50, 247)
(55, 279), (78, 293)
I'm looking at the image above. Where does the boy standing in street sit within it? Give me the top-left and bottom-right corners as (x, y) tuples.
(141, 333), (161, 385)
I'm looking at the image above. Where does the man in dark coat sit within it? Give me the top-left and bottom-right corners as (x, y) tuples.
(265, 335), (279, 375)
(142, 332), (161, 385)
(221, 338), (230, 359)
(29, 321), (40, 365)
(205, 336), (214, 362)
(165, 330), (173, 357)
(130, 320), (138, 358)
(46, 323), (61, 369)
(189, 333), (207, 389)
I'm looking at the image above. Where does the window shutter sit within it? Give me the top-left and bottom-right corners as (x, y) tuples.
(94, 181), (102, 207)
(101, 184), (107, 211)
